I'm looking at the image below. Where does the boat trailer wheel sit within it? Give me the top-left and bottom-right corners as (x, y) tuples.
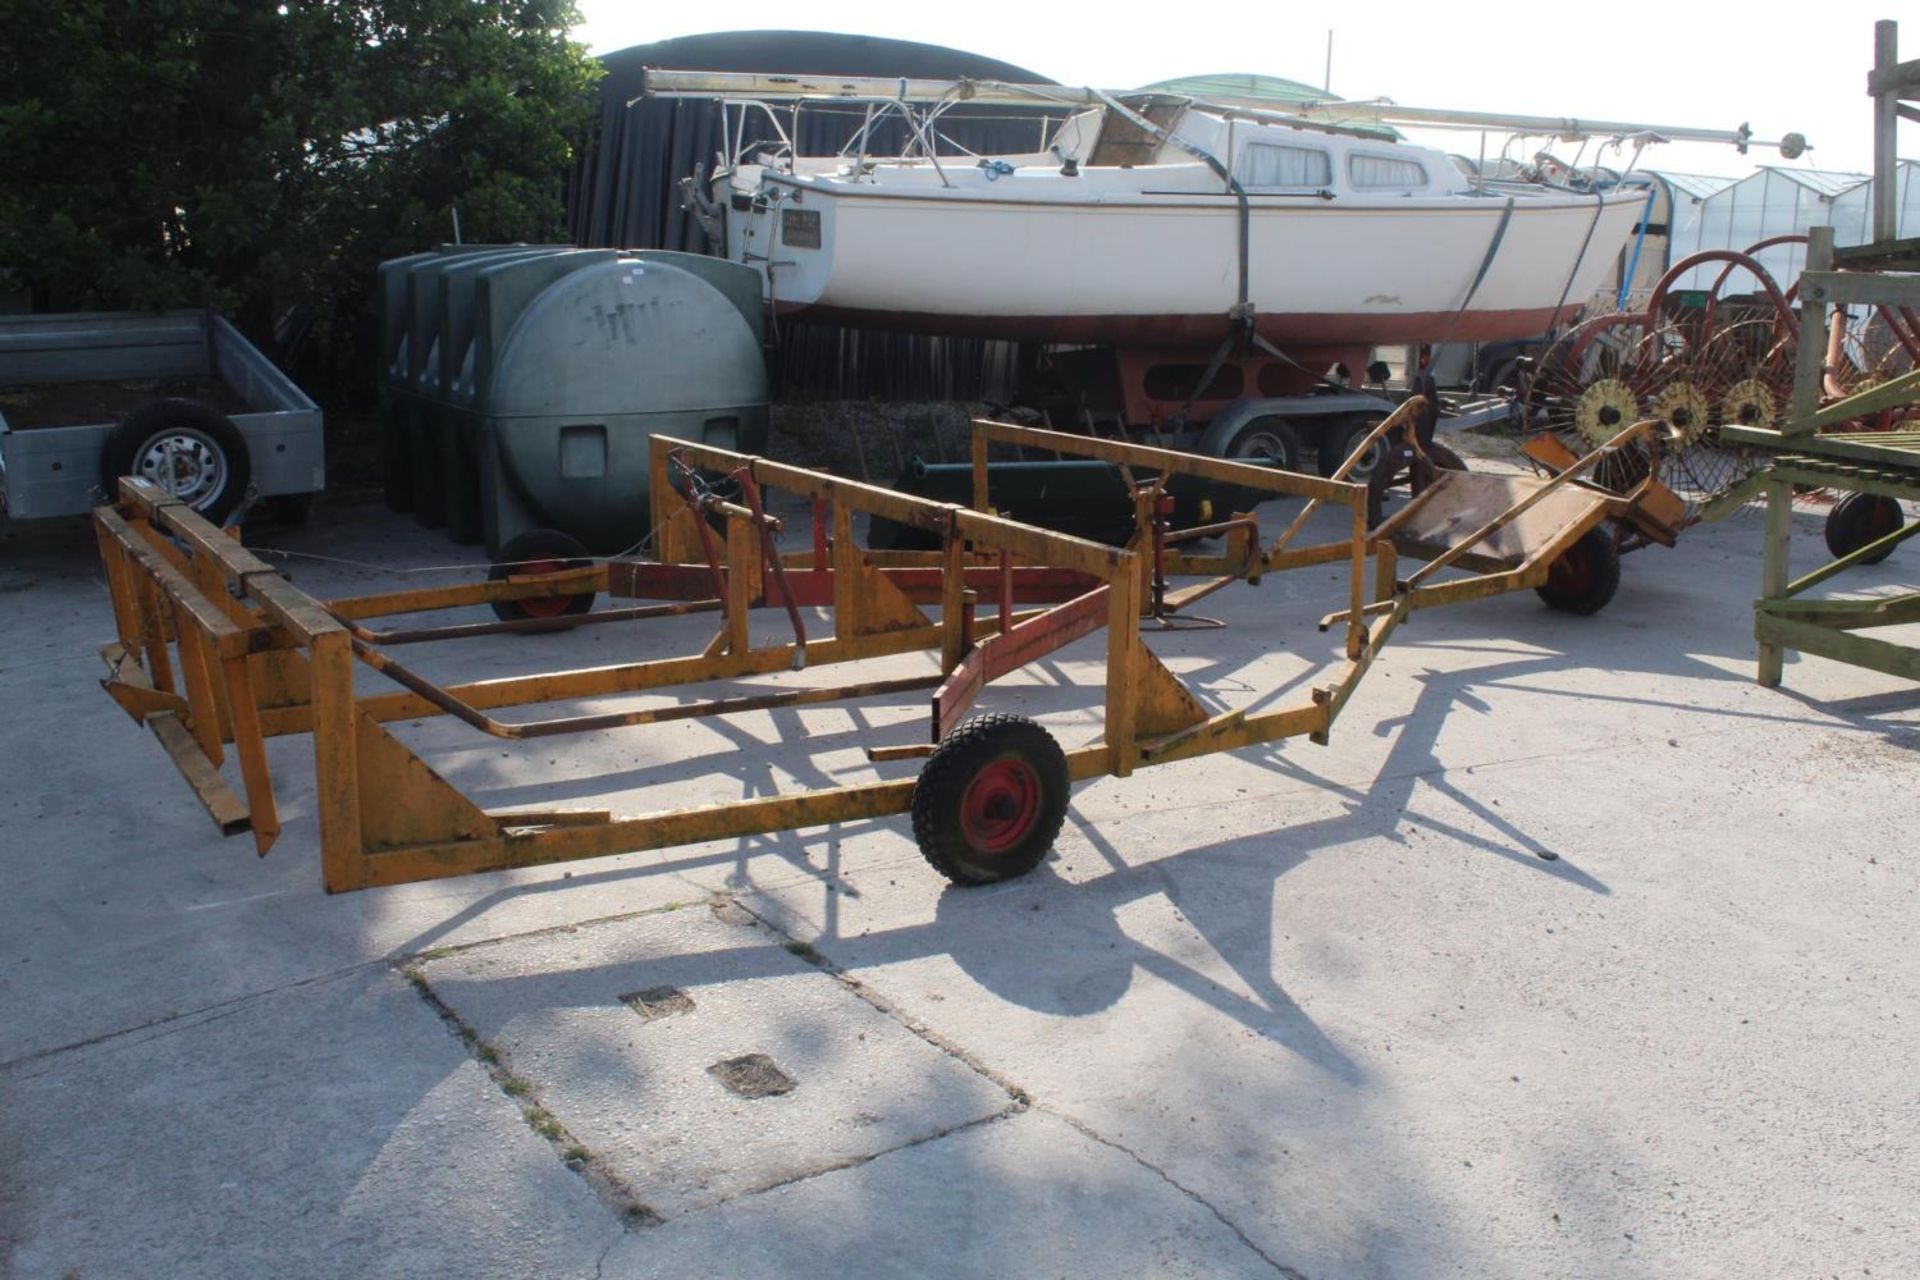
(488, 528), (597, 630)
(912, 713), (1070, 885)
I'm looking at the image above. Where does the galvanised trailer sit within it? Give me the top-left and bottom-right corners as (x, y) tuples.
(0, 310), (322, 524)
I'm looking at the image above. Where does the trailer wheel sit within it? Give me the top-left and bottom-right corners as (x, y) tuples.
(1824, 493), (1904, 565)
(1535, 526), (1622, 615)
(912, 713), (1070, 886)
(1319, 414), (1390, 478)
(100, 398), (251, 523)
(488, 529), (596, 629)
(1217, 417), (1302, 473)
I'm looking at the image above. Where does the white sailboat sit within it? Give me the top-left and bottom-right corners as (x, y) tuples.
(648, 72), (1803, 423)
(654, 73), (1799, 343)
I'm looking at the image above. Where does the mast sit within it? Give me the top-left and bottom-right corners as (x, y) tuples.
(637, 70), (1807, 158)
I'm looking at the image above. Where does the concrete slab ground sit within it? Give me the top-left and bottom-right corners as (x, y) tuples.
(1, 481), (1916, 1279)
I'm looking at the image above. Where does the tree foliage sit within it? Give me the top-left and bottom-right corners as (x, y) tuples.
(0, 0), (601, 395)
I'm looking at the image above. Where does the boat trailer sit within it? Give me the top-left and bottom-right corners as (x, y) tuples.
(90, 410), (1682, 894)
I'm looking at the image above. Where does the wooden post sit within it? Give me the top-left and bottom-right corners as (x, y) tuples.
(1789, 228), (1834, 432)
(1872, 21), (1898, 246)
(1758, 478), (1792, 687)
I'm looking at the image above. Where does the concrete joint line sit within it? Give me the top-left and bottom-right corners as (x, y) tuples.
(690, 1104), (1028, 1216)
(395, 891), (1051, 1233)
(0, 958), (385, 1076)
(397, 959), (662, 1229)
(397, 894), (716, 968)
(1037, 1103), (1307, 1279)
(731, 893), (1033, 1106)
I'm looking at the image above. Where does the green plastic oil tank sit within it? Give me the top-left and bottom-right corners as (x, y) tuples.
(377, 245), (554, 515)
(400, 246), (572, 528)
(430, 246), (591, 542)
(470, 249), (769, 556)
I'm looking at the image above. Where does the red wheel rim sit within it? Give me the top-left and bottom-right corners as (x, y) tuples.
(516, 558), (575, 619)
(960, 757), (1043, 855)
(1550, 545), (1594, 595)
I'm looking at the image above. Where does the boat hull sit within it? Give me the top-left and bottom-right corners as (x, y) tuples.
(779, 300), (1578, 347)
(733, 175), (1642, 348)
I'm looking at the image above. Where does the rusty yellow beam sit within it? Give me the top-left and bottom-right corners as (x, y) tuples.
(259, 607), (1048, 738)
(326, 567), (605, 621)
(95, 506), (255, 660)
(346, 774), (926, 890)
(1266, 397), (1424, 558)
(220, 654), (281, 855)
(119, 479), (346, 647)
(309, 631), (361, 883)
(1103, 560), (1142, 777)
(970, 419), (1367, 507)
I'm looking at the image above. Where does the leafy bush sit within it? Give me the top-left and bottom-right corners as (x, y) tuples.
(0, 0), (601, 400)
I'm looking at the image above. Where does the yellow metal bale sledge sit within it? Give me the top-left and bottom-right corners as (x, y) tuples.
(90, 408), (1680, 894)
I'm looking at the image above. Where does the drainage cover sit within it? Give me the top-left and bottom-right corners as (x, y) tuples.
(707, 1053), (796, 1098)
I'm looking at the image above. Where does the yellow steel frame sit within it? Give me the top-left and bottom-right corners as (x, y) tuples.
(1316, 418), (1678, 629)
(90, 411), (1603, 895)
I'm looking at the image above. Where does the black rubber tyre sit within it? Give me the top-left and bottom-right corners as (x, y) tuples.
(1824, 492), (1904, 565)
(1535, 526), (1622, 615)
(1218, 417), (1302, 473)
(1366, 439), (1465, 529)
(100, 398), (251, 524)
(1317, 414), (1388, 478)
(912, 713), (1071, 886)
(488, 529), (596, 629)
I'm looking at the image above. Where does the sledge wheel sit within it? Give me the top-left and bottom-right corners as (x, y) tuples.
(1535, 526), (1622, 615)
(1824, 493), (1905, 565)
(912, 713), (1070, 886)
(488, 529), (596, 629)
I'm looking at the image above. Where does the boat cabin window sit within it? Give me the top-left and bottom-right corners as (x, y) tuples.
(1348, 153), (1428, 189)
(1238, 143), (1332, 189)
